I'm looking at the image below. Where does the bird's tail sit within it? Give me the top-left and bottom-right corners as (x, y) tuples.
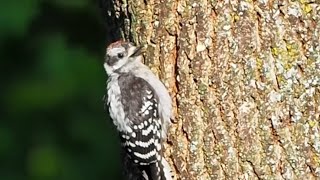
(160, 157), (173, 180)
(145, 158), (173, 180)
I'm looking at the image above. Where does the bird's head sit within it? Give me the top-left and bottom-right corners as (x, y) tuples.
(104, 40), (143, 75)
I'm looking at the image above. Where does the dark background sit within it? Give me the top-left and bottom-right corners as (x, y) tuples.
(0, 0), (122, 179)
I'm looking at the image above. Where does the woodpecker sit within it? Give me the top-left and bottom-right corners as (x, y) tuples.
(103, 40), (173, 180)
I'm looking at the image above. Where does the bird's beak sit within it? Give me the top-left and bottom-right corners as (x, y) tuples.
(130, 46), (143, 57)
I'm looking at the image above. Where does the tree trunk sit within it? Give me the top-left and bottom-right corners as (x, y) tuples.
(101, 0), (320, 179)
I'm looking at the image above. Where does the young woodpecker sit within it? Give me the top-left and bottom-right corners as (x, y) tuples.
(103, 41), (173, 180)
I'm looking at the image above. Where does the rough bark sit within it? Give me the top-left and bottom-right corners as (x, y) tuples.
(101, 0), (320, 179)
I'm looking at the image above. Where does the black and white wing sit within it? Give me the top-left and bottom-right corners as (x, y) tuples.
(118, 73), (162, 165)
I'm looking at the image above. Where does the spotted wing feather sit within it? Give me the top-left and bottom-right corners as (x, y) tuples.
(118, 73), (162, 165)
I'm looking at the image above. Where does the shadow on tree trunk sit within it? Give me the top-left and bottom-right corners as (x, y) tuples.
(99, 0), (134, 45)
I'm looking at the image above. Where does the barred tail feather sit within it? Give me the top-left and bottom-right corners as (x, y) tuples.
(142, 158), (173, 180)
(141, 170), (149, 180)
(160, 158), (173, 180)
(122, 152), (146, 180)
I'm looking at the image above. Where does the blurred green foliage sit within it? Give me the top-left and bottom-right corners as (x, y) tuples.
(0, 0), (121, 179)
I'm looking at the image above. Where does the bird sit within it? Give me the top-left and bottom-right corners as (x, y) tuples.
(103, 40), (173, 180)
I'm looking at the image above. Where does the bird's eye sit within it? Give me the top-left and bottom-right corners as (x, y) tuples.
(117, 53), (124, 58)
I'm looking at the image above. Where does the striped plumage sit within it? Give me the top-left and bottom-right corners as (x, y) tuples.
(103, 41), (173, 180)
